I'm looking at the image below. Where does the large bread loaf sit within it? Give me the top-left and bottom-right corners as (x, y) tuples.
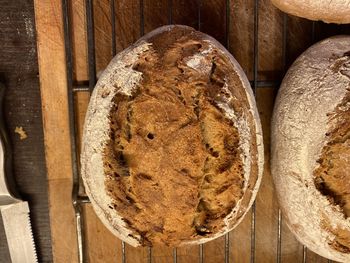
(272, 36), (350, 262)
(271, 0), (350, 24)
(81, 25), (263, 247)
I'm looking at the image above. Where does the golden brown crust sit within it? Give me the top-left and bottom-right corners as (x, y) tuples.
(81, 25), (263, 248)
(103, 27), (253, 246)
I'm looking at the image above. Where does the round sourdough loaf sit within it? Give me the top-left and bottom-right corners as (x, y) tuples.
(272, 36), (350, 262)
(81, 25), (263, 247)
(271, 0), (350, 24)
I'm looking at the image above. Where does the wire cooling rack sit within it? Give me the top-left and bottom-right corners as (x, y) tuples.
(60, 0), (337, 262)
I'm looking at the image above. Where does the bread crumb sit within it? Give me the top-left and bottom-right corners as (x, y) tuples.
(14, 126), (28, 140)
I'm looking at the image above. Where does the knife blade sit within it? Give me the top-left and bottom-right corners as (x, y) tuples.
(0, 82), (37, 263)
(0, 202), (37, 262)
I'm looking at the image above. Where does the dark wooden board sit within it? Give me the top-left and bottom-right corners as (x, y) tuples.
(0, 0), (52, 262)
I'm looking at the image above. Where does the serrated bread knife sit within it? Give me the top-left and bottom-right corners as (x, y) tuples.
(0, 82), (37, 263)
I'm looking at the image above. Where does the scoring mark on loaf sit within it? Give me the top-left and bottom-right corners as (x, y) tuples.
(322, 216), (350, 254)
(81, 41), (154, 246)
(313, 53), (350, 253)
(101, 26), (254, 246)
(270, 36), (350, 261)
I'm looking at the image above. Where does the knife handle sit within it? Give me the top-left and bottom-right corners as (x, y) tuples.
(0, 82), (20, 199)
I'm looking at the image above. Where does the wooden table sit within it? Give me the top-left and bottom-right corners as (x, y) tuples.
(33, 0), (350, 262)
(0, 0), (52, 262)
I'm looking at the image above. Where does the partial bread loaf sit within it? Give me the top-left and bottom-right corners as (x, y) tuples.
(271, 0), (350, 24)
(81, 25), (264, 247)
(272, 36), (350, 262)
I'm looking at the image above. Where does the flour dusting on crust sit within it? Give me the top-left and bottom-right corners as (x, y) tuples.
(272, 36), (350, 262)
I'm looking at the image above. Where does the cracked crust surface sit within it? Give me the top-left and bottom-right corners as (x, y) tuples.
(271, 35), (350, 262)
(271, 0), (350, 24)
(81, 25), (263, 247)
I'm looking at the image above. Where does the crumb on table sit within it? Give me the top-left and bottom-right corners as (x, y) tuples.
(14, 126), (28, 140)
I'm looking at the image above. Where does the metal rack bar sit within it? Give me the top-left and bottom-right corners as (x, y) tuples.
(75, 210), (85, 263)
(147, 247), (152, 263)
(277, 209), (282, 263)
(168, 0), (173, 24)
(199, 244), (204, 263)
(282, 14), (288, 71)
(250, 0), (259, 262)
(249, 80), (279, 87)
(140, 0), (144, 36)
(173, 248), (177, 263)
(72, 80), (279, 93)
(302, 245), (307, 263)
(86, 0), (97, 91)
(252, 0), (259, 95)
(73, 86), (90, 92)
(122, 241), (126, 263)
(62, 0), (86, 262)
(225, 233), (230, 263)
(110, 0), (116, 57)
(250, 203), (256, 263)
(311, 21), (316, 43)
(198, 0), (201, 31)
(78, 196), (90, 204)
(225, 0), (230, 49)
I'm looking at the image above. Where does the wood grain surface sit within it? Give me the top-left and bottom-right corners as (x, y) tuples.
(35, 0), (348, 262)
(0, 0), (52, 262)
(34, 0), (78, 262)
